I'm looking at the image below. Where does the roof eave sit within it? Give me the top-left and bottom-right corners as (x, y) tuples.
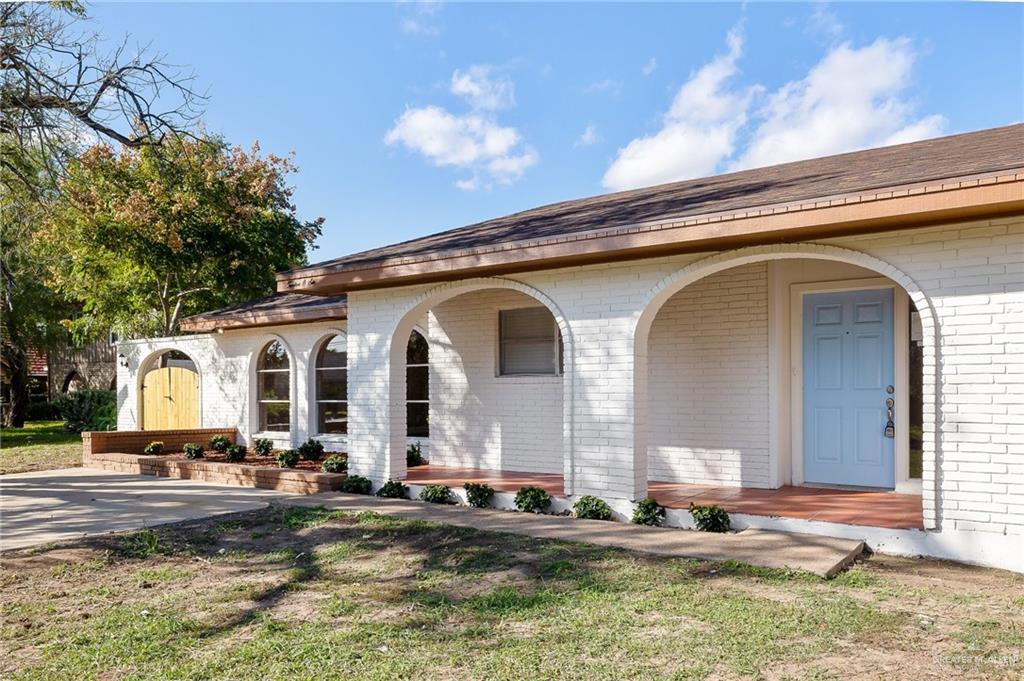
(278, 172), (1024, 295)
(179, 306), (348, 333)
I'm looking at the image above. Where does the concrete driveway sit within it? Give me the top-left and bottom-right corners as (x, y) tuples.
(0, 468), (297, 552)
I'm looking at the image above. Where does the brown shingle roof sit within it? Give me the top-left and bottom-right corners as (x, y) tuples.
(179, 292), (347, 332)
(283, 124), (1024, 282)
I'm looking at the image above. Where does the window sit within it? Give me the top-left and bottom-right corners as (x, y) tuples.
(498, 307), (562, 376)
(407, 330), (429, 437)
(315, 335), (347, 434)
(257, 341), (290, 432)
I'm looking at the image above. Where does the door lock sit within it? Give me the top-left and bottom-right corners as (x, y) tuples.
(884, 396), (895, 438)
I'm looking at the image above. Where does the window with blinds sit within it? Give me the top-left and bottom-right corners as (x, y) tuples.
(498, 307), (562, 376)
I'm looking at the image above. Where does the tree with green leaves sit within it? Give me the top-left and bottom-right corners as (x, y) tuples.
(2, 1), (204, 426)
(39, 136), (324, 338)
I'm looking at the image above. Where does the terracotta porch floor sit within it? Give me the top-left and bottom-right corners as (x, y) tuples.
(404, 465), (922, 530)
(405, 464), (565, 497)
(649, 480), (924, 530)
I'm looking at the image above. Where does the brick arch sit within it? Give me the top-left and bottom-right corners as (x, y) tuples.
(135, 347), (202, 431)
(385, 277), (575, 488)
(631, 244), (941, 529)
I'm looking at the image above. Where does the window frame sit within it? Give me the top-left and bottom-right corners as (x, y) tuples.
(406, 329), (429, 438)
(256, 340), (291, 433)
(314, 334), (348, 436)
(497, 306), (563, 377)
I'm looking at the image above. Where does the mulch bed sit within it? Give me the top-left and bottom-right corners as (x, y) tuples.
(154, 451), (346, 473)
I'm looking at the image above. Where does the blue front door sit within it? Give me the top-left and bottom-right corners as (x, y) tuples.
(803, 288), (895, 488)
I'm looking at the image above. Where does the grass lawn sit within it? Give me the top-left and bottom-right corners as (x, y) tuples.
(2, 506), (1022, 680)
(0, 420), (82, 475)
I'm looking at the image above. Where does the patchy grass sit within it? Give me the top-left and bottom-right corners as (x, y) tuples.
(1, 505), (1022, 680)
(0, 420), (81, 474)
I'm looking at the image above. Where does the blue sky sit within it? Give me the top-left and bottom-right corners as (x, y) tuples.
(90, 2), (1023, 262)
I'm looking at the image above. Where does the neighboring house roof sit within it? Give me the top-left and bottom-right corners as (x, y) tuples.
(26, 347), (48, 376)
(279, 124), (1024, 294)
(179, 293), (348, 333)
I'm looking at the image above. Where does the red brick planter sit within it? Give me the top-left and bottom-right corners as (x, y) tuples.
(82, 429), (345, 494)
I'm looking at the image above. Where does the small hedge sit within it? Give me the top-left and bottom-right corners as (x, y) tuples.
(376, 480), (409, 499)
(406, 442), (425, 467)
(209, 435), (231, 453)
(689, 503), (731, 533)
(340, 475), (372, 495)
(53, 389), (116, 432)
(252, 438), (273, 457)
(142, 441), (164, 455)
(514, 486), (551, 513)
(276, 449), (299, 468)
(225, 444), (247, 463)
(182, 443), (204, 460)
(298, 438), (325, 461)
(631, 497), (665, 526)
(463, 482), (494, 508)
(573, 495), (612, 520)
(321, 454), (346, 474)
(419, 484), (452, 504)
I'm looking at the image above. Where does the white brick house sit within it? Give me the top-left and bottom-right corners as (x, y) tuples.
(116, 125), (1024, 572)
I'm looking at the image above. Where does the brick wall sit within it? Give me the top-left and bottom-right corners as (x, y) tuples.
(82, 427), (236, 462)
(429, 289), (564, 474)
(647, 262), (770, 487)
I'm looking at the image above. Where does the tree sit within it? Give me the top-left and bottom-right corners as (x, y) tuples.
(0, 155), (76, 427)
(1, 1), (204, 425)
(1, 1), (204, 197)
(39, 136), (324, 338)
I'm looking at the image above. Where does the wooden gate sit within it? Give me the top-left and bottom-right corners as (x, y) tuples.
(141, 367), (199, 430)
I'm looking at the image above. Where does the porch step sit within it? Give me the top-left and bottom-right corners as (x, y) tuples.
(284, 494), (866, 578)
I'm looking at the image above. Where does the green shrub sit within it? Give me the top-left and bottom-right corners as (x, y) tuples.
(573, 495), (612, 520)
(27, 399), (60, 421)
(225, 444), (247, 462)
(276, 449), (299, 468)
(463, 482), (494, 508)
(252, 438), (273, 457)
(321, 454), (347, 474)
(208, 434), (231, 453)
(419, 484), (452, 504)
(376, 480), (409, 499)
(298, 438), (325, 461)
(52, 389), (116, 432)
(514, 486), (551, 513)
(340, 475), (372, 494)
(631, 497), (665, 526)
(182, 443), (204, 460)
(142, 441), (164, 455)
(689, 503), (730, 533)
(406, 441), (425, 467)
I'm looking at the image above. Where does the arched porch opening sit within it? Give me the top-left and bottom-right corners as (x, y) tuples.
(382, 277), (573, 495)
(633, 244), (939, 530)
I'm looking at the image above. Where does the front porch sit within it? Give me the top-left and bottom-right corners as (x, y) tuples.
(404, 464), (923, 530)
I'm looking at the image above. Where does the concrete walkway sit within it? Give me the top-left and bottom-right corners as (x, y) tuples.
(0, 468), (296, 551)
(285, 494), (866, 578)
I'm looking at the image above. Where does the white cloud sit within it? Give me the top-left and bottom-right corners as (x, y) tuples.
(584, 79), (623, 96)
(385, 66), (538, 190)
(642, 57), (658, 77)
(807, 3), (843, 40)
(451, 65), (515, 111)
(602, 28), (757, 190)
(603, 29), (945, 191)
(733, 37), (946, 170)
(398, 0), (443, 36)
(575, 124), (600, 148)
